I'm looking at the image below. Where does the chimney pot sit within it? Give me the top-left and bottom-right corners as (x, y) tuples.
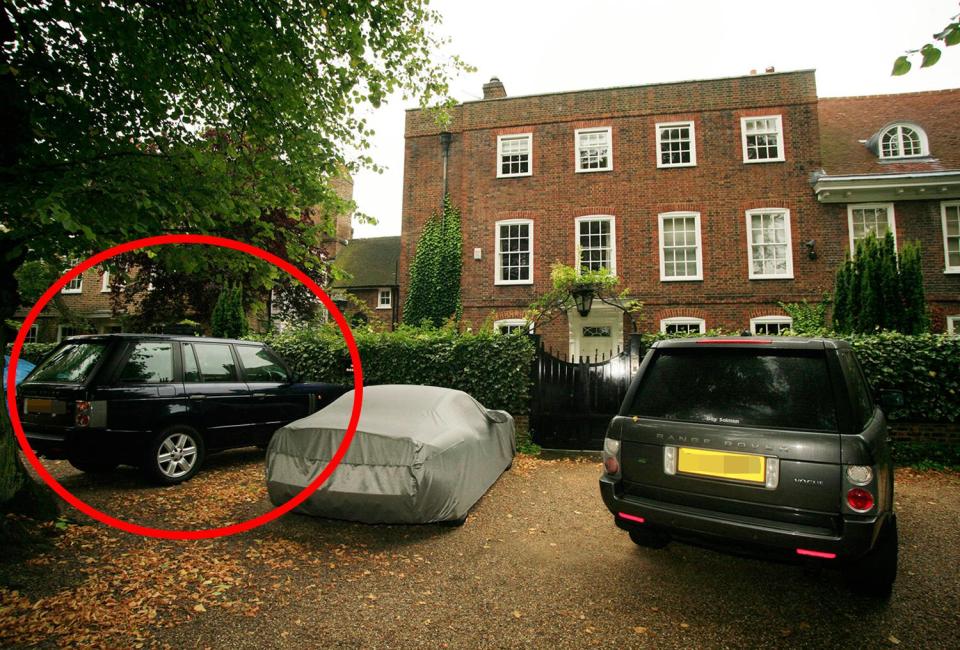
(482, 77), (507, 100)
(749, 69), (757, 75)
(765, 66), (775, 73)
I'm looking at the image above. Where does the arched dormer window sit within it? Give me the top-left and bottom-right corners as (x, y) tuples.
(878, 123), (928, 159)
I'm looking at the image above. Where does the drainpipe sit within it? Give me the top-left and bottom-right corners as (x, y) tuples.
(439, 131), (452, 224)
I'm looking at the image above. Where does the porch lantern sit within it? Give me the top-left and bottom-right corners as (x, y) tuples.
(571, 285), (596, 317)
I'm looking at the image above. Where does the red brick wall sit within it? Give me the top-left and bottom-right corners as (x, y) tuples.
(400, 71), (959, 350)
(343, 287), (397, 329)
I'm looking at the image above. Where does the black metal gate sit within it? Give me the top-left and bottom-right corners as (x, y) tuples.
(529, 333), (643, 450)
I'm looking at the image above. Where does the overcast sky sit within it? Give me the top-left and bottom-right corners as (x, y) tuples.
(350, 0), (960, 238)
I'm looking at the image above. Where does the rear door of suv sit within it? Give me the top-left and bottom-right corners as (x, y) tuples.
(617, 340), (847, 535)
(181, 341), (258, 450)
(233, 343), (310, 444)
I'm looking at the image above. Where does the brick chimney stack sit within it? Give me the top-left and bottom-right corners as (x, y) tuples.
(482, 77), (506, 99)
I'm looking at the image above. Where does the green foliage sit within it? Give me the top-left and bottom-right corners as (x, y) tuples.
(526, 262), (643, 331)
(403, 196), (463, 326)
(831, 234), (927, 334)
(779, 297), (829, 335)
(211, 284), (247, 339)
(849, 332), (959, 422)
(517, 440), (542, 456)
(262, 323), (535, 414)
(892, 11), (960, 75)
(891, 441), (960, 471)
(4, 343), (57, 364)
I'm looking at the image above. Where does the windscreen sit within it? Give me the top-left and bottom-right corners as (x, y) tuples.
(629, 348), (838, 432)
(25, 342), (108, 384)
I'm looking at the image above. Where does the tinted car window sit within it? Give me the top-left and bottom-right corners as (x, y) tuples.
(26, 342), (107, 384)
(118, 342), (174, 383)
(629, 348), (838, 432)
(193, 343), (237, 382)
(236, 345), (289, 382)
(182, 343), (201, 383)
(839, 349), (874, 430)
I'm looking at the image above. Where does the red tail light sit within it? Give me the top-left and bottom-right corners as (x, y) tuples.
(75, 401), (91, 428)
(846, 487), (875, 512)
(697, 339), (772, 344)
(603, 456), (620, 474)
(796, 548), (836, 559)
(618, 512), (645, 524)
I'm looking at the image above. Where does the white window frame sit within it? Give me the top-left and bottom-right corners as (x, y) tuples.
(740, 115), (785, 163)
(750, 316), (793, 335)
(493, 318), (532, 335)
(376, 288), (392, 310)
(100, 270), (111, 292)
(745, 208), (794, 280)
(658, 211), (703, 282)
(494, 218), (534, 286)
(574, 215), (617, 275)
(655, 120), (697, 168)
(878, 123), (929, 159)
(947, 315), (960, 336)
(941, 201), (960, 274)
(659, 317), (706, 334)
(496, 133), (533, 178)
(25, 324), (39, 343)
(848, 203), (897, 254)
(61, 259), (83, 294)
(574, 127), (613, 173)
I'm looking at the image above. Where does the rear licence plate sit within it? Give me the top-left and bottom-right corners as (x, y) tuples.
(678, 447), (765, 484)
(23, 398), (65, 415)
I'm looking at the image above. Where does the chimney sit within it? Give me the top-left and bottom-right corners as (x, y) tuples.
(482, 77), (506, 100)
(765, 66), (776, 73)
(749, 69), (757, 75)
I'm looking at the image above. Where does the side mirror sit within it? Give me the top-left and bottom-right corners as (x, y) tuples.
(877, 389), (904, 411)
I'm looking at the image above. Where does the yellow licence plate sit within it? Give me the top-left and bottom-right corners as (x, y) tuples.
(678, 447), (766, 484)
(24, 398), (55, 414)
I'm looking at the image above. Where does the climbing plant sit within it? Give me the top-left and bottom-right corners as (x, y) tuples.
(403, 196), (462, 327)
(525, 262), (643, 331)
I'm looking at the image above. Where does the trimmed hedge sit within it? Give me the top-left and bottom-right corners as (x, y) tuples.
(261, 325), (535, 414)
(4, 343), (58, 364)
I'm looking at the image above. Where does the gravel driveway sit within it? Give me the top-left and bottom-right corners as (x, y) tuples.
(2, 451), (958, 649)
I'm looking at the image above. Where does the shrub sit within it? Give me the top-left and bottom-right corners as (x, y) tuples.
(262, 324), (535, 413)
(5, 343), (58, 364)
(211, 284), (247, 339)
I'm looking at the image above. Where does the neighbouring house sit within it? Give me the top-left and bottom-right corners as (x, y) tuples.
(330, 236), (401, 329)
(19, 175), (355, 343)
(399, 71), (960, 356)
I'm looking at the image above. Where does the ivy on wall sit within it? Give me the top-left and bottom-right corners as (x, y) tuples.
(403, 195), (462, 327)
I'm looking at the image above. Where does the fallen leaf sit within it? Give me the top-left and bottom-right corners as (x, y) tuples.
(679, 623), (689, 629)
(633, 626), (648, 634)
(888, 635), (901, 645)
(512, 610), (522, 619)
(193, 604), (206, 613)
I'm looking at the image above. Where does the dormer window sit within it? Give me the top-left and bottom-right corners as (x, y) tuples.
(878, 123), (928, 159)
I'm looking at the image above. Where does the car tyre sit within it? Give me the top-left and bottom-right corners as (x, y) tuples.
(143, 425), (206, 485)
(843, 516), (898, 597)
(629, 528), (671, 549)
(68, 456), (119, 474)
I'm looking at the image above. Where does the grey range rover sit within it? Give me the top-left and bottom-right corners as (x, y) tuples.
(599, 337), (901, 596)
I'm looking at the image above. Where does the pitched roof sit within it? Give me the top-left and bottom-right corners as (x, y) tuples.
(818, 88), (960, 175)
(331, 236), (400, 289)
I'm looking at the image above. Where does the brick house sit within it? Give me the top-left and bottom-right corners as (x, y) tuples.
(330, 235), (401, 329)
(399, 71), (960, 356)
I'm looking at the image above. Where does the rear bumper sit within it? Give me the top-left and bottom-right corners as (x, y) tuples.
(600, 475), (888, 561)
(22, 426), (141, 461)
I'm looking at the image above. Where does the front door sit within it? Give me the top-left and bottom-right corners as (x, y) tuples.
(568, 305), (623, 361)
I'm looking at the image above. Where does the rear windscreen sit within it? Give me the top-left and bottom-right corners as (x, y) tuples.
(25, 342), (108, 384)
(629, 348), (838, 432)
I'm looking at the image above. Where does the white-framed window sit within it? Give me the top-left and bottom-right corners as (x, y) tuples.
(575, 127), (612, 172)
(746, 208), (794, 279)
(57, 325), (90, 342)
(848, 203), (897, 254)
(660, 317), (706, 334)
(879, 123), (928, 159)
(61, 258), (83, 294)
(658, 212), (703, 281)
(493, 318), (532, 335)
(741, 115), (784, 163)
(377, 288), (392, 309)
(750, 316), (793, 336)
(656, 121), (696, 168)
(575, 216), (616, 274)
(497, 133), (532, 178)
(947, 315), (960, 336)
(942, 201), (960, 273)
(25, 325), (39, 343)
(100, 270), (111, 292)
(494, 219), (533, 285)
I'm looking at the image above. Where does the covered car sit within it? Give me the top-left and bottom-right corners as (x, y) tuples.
(266, 385), (515, 524)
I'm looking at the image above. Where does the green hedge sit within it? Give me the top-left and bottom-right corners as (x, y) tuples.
(261, 325), (535, 413)
(4, 342), (58, 364)
(849, 332), (959, 423)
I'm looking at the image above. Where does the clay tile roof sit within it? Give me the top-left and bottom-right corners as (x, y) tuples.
(818, 88), (960, 175)
(331, 236), (400, 289)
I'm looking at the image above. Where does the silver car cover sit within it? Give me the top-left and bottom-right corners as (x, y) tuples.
(265, 385), (516, 524)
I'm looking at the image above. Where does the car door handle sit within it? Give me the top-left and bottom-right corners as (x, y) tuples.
(252, 393), (270, 398)
(188, 394), (206, 400)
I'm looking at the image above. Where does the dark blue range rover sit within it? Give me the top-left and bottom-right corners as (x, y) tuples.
(15, 334), (349, 484)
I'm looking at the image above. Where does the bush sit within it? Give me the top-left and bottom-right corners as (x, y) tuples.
(5, 342), (58, 364)
(891, 441), (960, 471)
(261, 324), (535, 413)
(211, 284), (247, 339)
